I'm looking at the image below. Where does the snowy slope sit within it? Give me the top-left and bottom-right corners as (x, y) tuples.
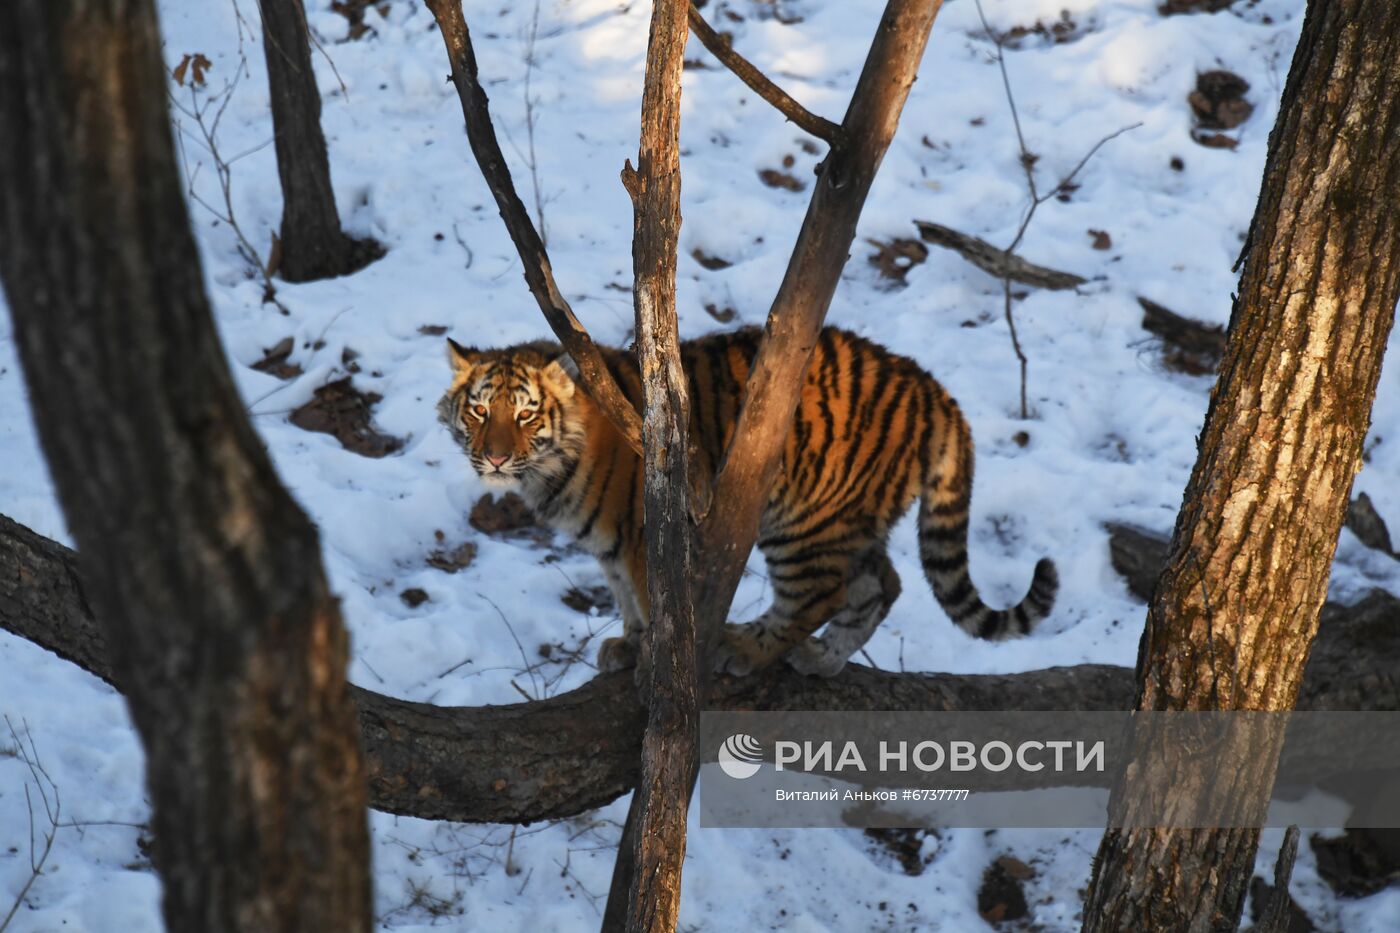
(3, 0), (1398, 929)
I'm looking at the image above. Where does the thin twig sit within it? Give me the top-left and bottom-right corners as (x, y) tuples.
(500, 2), (551, 245)
(168, 57), (289, 314)
(478, 592), (543, 700)
(1001, 278), (1030, 417)
(227, 0), (258, 81)
(300, 1), (350, 99)
(1, 718), (60, 933)
(451, 222), (474, 269)
(686, 2), (842, 144)
(973, 0), (1138, 418)
(523, 0), (547, 246)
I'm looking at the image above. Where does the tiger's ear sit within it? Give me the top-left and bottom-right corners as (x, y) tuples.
(541, 354), (577, 399)
(445, 338), (479, 376)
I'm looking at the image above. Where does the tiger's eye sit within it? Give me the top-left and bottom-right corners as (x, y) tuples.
(518, 410), (535, 423)
(472, 404), (488, 418)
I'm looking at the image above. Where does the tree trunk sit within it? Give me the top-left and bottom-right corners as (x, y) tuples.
(257, 0), (380, 281)
(0, 2), (372, 931)
(621, 2), (697, 930)
(1082, 1), (1400, 929)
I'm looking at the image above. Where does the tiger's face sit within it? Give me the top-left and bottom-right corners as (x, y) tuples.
(437, 339), (582, 487)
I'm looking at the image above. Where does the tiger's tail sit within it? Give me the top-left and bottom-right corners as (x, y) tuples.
(916, 402), (1057, 639)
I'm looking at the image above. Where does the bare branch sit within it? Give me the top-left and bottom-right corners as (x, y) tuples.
(686, 2), (842, 144)
(522, 0), (547, 246)
(169, 72), (288, 312)
(971, 0), (1036, 200)
(606, 5), (949, 920)
(1037, 122), (1141, 209)
(423, 0), (645, 460)
(1256, 827), (1302, 933)
(972, 0), (1136, 417)
(0, 719), (60, 933)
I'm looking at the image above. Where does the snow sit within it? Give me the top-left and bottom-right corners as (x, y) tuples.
(2, 0), (1397, 929)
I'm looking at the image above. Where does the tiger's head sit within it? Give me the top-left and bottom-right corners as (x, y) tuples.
(437, 338), (584, 488)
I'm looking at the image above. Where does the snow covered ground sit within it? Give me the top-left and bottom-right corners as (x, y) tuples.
(3, 0), (1398, 929)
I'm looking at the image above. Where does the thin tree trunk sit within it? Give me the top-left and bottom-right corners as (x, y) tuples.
(257, 0), (380, 281)
(1082, 1), (1400, 929)
(0, 2), (372, 930)
(622, 1), (696, 928)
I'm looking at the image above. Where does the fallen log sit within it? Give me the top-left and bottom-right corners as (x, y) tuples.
(1137, 295), (1227, 375)
(914, 219), (1088, 290)
(3, 514), (1396, 824)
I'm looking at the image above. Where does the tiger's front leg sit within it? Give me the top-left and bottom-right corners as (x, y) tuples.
(595, 557), (648, 673)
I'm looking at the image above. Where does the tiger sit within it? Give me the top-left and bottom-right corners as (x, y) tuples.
(438, 326), (1057, 678)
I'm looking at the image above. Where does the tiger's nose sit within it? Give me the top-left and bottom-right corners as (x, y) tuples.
(485, 453), (510, 468)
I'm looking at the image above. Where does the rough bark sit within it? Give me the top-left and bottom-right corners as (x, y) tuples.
(3, 513), (1398, 825)
(620, 2), (697, 931)
(257, 0), (380, 281)
(1256, 826), (1302, 933)
(0, 2), (372, 930)
(1083, 1), (1400, 929)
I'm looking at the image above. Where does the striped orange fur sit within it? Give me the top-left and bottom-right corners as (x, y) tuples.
(439, 327), (1057, 677)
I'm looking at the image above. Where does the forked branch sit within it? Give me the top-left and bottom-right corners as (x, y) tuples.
(697, 0), (947, 639)
(604, 4), (949, 924)
(686, 2), (842, 144)
(424, 0), (645, 459)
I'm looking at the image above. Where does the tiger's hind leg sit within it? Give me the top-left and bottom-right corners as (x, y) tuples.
(785, 547), (901, 677)
(712, 524), (873, 677)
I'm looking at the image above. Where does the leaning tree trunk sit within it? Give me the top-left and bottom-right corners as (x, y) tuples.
(257, 0), (379, 281)
(1082, 1), (1400, 930)
(0, 2), (371, 931)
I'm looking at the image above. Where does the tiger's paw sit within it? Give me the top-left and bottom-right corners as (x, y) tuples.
(784, 640), (848, 678)
(711, 624), (765, 677)
(597, 635), (639, 673)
